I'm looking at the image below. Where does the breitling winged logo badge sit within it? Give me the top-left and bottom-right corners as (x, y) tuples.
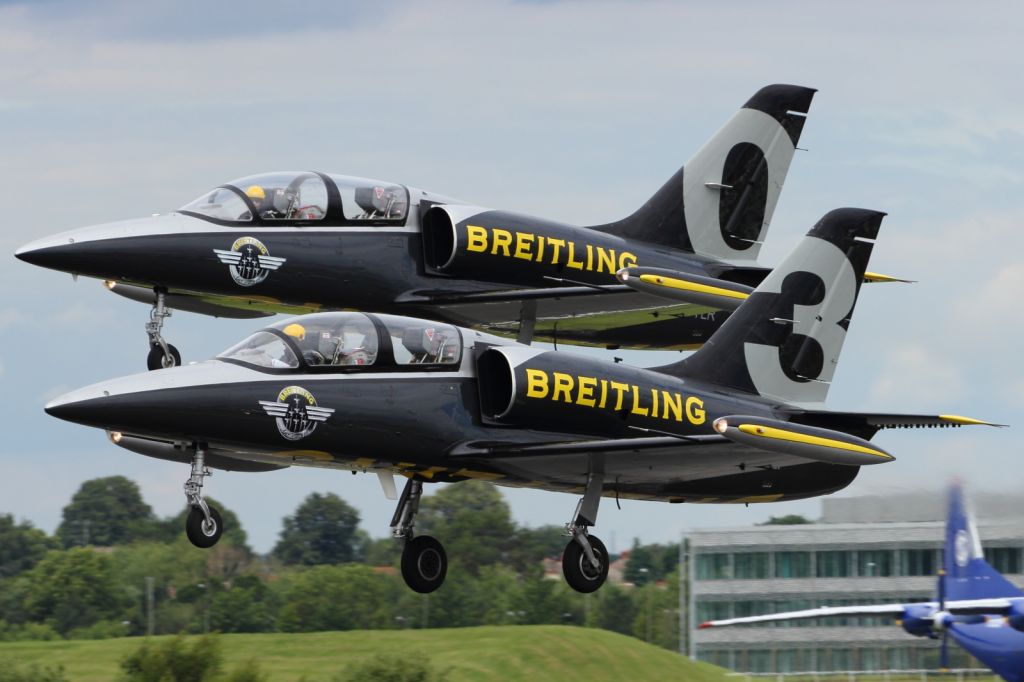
(259, 386), (334, 441)
(213, 236), (286, 287)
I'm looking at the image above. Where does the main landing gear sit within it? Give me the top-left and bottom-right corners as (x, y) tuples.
(146, 288), (180, 371)
(392, 478), (447, 593)
(183, 446), (223, 548)
(561, 472), (609, 593)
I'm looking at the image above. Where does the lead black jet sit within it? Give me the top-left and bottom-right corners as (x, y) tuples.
(17, 84), (819, 370)
(43, 208), (1000, 594)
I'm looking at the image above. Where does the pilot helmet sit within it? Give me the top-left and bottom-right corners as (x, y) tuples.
(283, 323), (306, 341)
(246, 185), (266, 202)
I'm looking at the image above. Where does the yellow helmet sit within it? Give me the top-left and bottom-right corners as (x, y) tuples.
(246, 185), (266, 201)
(283, 323), (306, 340)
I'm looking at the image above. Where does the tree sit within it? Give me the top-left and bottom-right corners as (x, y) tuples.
(624, 540), (680, 585)
(56, 476), (159, 548)
(758, 514), (812, 525)
(273, 493), (363, 565)
(417, 482), (516, 575)
(0, 515), (57, 578)
(23, 548), (130, 635)
(275, 564), (402, 632)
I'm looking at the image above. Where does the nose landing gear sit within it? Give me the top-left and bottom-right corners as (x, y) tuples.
(183, 446), (223, 548)
(391, 478), (447, 593)
(146, 288), (180, 371)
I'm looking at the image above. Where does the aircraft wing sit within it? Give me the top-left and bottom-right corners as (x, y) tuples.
(105, 281), (296, 318)
(700, 598), (1020, 628)
(448, 434), (859, 503)
(398, 286), (720, 349)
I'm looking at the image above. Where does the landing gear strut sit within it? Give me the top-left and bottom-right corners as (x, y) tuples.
(392, 478), (447, 593)
(183, 446), (223, 548)
(146, 288), (180, 371)
(562, 472), (609, 593)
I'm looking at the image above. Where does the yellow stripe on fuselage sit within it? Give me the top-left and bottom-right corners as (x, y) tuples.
(638, 274), (749, 300)
(737, 424), (892, 459)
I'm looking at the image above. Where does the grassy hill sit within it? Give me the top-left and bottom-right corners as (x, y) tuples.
(0, 626), (730, 681)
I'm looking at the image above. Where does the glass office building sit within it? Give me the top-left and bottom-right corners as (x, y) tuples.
(686, 492), (1024, 673)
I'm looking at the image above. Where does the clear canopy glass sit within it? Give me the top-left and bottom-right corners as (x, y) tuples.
(218, 331), (299, 369)
(217, 312), (461, 370)
(328, 174), (409, 222)
(179, 172), (409, 224)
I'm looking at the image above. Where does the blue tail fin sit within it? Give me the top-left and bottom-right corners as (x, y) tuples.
(943, 482), (1023, 601)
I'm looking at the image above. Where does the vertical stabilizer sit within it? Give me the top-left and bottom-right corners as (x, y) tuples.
(659, 208), (884, 407)
(591, 84), (815, 264)
(943, 483), (1023, 601)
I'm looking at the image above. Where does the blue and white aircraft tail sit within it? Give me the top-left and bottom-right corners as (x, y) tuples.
(701, 482), (1024, 682)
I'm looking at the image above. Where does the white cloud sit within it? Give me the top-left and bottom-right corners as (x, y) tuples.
(868, 343), (964, 408)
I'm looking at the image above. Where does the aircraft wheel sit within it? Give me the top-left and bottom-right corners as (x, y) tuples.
(185, 506), (223, 549)
(147, 343), (181, 371)
(562, 534), (609, 593)
(401, 535), (447, 593)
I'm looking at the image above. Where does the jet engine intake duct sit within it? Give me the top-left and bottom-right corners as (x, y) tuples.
(477, 347), (709, 437)
(421, 205), (638, 287)
(713, 415), (894, 466)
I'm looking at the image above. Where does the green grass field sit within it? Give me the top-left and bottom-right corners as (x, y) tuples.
(0, 626), (730, 681)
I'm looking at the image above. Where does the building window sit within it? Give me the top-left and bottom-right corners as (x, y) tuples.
(816, 550), (851, 577)
(985, 547), (1023, 574)
(696, 553), (731, 580)
(828, 648), (852, 671)
(774, 551), (811, 578)
(696, 601), (732, 623)
(857, 549), (893, 577)
(733, 552), (770, 579)
(744, 650), (772, 673)
(900, 548), (936, 576)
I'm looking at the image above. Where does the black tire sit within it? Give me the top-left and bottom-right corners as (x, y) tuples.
(401, 535), (447, 593)
(147, 343), (181, 370)
(562, 534), (609, 593)
(185, 506), (223, 549)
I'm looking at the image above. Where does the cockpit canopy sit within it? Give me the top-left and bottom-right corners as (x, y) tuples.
(218, 312), (461, 372)
(180, 172), (409, 226)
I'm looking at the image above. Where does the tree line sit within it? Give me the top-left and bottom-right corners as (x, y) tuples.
(0, 477), (681, 650)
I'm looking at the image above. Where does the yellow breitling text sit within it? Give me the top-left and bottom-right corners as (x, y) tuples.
(465, 225), (638, 274)
(524, 368), (705, 425)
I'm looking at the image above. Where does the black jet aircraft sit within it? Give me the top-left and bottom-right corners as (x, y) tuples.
(17, 84), (820, 370)
(43, 208), (1000, 594)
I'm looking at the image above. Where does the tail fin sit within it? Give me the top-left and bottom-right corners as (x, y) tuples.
(660, 208), (884, 407)
(590, 84), (815, 264)
(943, 482), (1023, 601)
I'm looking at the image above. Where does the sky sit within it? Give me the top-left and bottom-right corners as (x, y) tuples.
(1, 0), (1022, 555)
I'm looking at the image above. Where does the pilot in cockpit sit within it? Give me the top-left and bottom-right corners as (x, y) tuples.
(241, 185), (285, 220)
(333, 321), (376, 366)
(283, 323), (322, 366)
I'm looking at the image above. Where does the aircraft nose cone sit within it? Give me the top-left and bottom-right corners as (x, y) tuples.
(44, 385), (112, 426)
(14, 235), (75, 268)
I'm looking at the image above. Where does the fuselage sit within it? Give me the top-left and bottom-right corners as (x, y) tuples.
(16, 172), (738, 349)
(44, 311), (859, 505)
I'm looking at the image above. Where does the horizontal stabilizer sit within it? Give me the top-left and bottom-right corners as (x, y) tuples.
(784, 410), (1007, 439)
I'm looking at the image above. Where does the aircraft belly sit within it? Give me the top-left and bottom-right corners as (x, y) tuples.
(466, 446), (860, 503)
